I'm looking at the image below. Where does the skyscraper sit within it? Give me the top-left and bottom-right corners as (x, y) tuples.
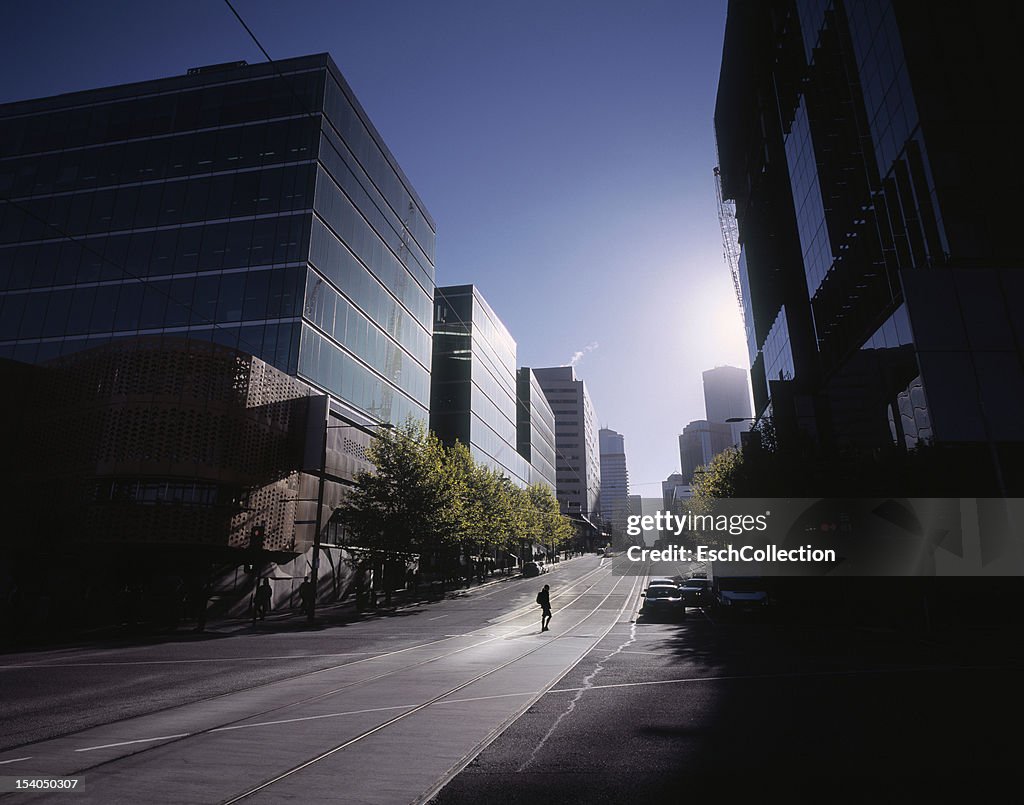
(598, 428), (630, 545)
(533, 366), (602, 528)
(679, 420), (734, 483)
(703, 365), (752, 446)
(715, 1), (1024, 479)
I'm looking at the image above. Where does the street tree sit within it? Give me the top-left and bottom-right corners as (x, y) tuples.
(343, 419), (463, 601)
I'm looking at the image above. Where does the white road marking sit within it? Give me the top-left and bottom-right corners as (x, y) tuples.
(433, 691), (536, 706)
(0, 757), (33, 765)
(428, 615), (448, 620)
(211, 704), (416, 732)
(0, 652), (376, 669)
(547, 664), (1002, 694)
(76, 733), (191, 752)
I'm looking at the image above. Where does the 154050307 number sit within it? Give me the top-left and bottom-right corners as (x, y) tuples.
(16, 778), (79, 790)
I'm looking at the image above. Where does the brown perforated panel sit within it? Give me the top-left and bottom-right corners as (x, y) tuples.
(36, 336), (318, 553)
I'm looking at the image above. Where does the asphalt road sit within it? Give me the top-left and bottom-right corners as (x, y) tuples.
(3, 557), (1020, 803)
(431, 598), (1024, 802)
(0, 555), (640, 804)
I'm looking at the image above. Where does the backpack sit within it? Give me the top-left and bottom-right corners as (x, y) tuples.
(536, 591), (544, 604)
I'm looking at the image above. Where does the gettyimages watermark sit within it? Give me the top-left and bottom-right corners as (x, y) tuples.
(610, 497), (1024, 577)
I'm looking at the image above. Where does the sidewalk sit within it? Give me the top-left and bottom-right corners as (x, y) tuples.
(1, 555), (588, 651)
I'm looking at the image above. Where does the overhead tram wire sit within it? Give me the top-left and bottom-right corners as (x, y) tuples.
(222, 0), (276, 65)
(0, 4), (330, 362)
(219, 0), (438, 407)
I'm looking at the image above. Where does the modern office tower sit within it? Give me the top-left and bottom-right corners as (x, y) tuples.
(598, 428), (630, 544)
(628, 494), (642, 518)
(431, 285), (531, 487)
(714, 2), (1024, 472)
(533, 366), (602, 525)
(0, 55), (435, 571)
(517, 368), (557, 491)
(661, 473), (686, 511)
(703, 365), (752, 446)
(679, 420), (734, 482)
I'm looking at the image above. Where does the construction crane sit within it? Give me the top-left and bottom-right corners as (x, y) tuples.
(714, 165), (743, 312)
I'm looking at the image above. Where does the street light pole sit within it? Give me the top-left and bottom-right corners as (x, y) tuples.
(308, 414), (393, 623)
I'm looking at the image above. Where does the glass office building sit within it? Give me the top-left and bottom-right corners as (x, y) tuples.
(431, 285), (531, 487)
(715, 2), (1024, 470)
(517, 368), (557, 491)
(0, 54), (435, 430)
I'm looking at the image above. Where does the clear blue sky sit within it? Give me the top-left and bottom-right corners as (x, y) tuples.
(0, 0), (747, 493)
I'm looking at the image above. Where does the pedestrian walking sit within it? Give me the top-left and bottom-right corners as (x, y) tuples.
(298, 576), (314, 617)
(537, 583), (552, 632)
(253, 578), (272, 622)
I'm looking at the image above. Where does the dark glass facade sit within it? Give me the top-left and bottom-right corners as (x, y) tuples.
(715, 1), (1024, 459)
(431, 285), (531, 486)
(0, 54), (435, 429)
(517, 368), (557, 490)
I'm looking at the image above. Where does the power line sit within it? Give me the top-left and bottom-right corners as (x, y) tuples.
(223, 0), (275, 65)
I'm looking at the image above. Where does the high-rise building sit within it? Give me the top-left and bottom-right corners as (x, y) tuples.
(533, 366), (602, 524)
(679, 419), (735, 482)
(431, 285), (531, 487)
(703, 365), (752, 445)
(598, 428), (630, 545)
(661, 472), (686, 511)
(715, 2), (1024, 472)
(517, 368), (557, 491)
(0, 55), (435, 564)
(628, 494), (642, 518)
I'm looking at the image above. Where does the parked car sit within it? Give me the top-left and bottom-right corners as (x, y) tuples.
(639, 584), (685, 621)
(522, 561), (541, 578)
(679, 578), (710, 607)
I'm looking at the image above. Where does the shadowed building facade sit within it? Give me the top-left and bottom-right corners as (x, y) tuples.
(517, 368), (557, 491)
(715, 1), (1024, 486)
(0, 55), (435, 624)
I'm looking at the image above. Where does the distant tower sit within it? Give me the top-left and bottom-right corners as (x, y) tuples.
(598, 428), (630, 547)
(703, 365), (752, 446)
(533, 367), (602, 542)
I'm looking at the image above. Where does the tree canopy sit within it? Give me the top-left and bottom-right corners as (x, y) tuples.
(341, 419), (576, 580)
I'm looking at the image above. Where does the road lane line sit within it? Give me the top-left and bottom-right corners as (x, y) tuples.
(0, 757), (32, 765)
(546, 664), (1011, 694)
(0, 652), (379, 670)
(428, 615), (448, 620)
(210, 704), (416, 732)
(76, 733), (191, 752)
